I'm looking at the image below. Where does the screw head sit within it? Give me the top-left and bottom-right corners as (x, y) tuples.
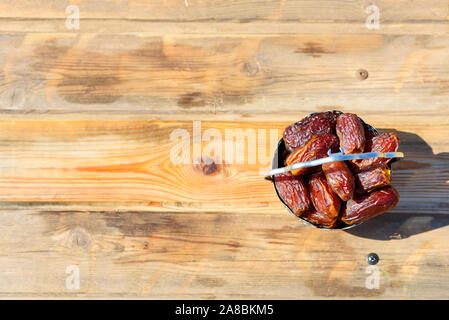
(356, 69), (369, 80)
(367, 253), (379, 265)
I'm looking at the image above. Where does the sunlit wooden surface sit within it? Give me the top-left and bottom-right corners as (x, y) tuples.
(0, 0), (448, 298)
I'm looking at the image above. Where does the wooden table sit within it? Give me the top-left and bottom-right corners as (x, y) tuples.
(0, 0), (448, 299)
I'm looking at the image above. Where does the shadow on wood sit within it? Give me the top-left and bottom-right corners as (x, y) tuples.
(345, 129), (449, 240)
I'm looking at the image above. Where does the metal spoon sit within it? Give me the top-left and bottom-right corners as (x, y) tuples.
(264, 149), (404, 178)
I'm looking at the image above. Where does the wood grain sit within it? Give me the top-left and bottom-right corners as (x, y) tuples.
(0, 118), (446, 298)
(1, 207), (449, 298)
(1, 0), (447, 22)
(0, 0), (448, 298)
(1, 33), (449, 120)
(0, 120), (447, 213)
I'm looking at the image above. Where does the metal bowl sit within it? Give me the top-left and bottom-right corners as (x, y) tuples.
(270, 110), (398, 230)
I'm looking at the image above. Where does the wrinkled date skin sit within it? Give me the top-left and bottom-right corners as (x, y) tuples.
(336, 113), (366, 154)
(286, 134), (339, 176)
(275, 173), (311, 216)
(283, 111), (339, 153)
(341, 186), (399, 225)
(276, 111), (401, 228)
(302, 208), (338, 228)
(308, 172), (341, 223)
(355, 164), (391, 193)
(351, 132), (400, 170)
(322, 161), (355, 201)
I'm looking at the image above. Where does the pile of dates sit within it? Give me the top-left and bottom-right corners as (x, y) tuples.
(275, 111), (400, 228)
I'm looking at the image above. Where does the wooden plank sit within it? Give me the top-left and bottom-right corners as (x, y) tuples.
(0, 0), (447, 34)
(0, 0), (448, 300)
(0, 120), (447, 215)
(1, 33), (449, 118)
(1, 206), (449, 298)
(0, 0), (447, 22)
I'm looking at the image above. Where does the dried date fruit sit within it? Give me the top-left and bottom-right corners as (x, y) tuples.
(322, 161), (355, 201)
(302, 207), (338, 228)
(275, 173), (311, 216)
(355, 164), (391, 193)
(285, 134), (339, 176)
(276, 111), (401, 228)
(341, 186), (399, 225)
(351, 132), (400, 170)
(336, 113), (365, 154)
(283, 111), (339, 153)
(308, 172), (341, 220)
